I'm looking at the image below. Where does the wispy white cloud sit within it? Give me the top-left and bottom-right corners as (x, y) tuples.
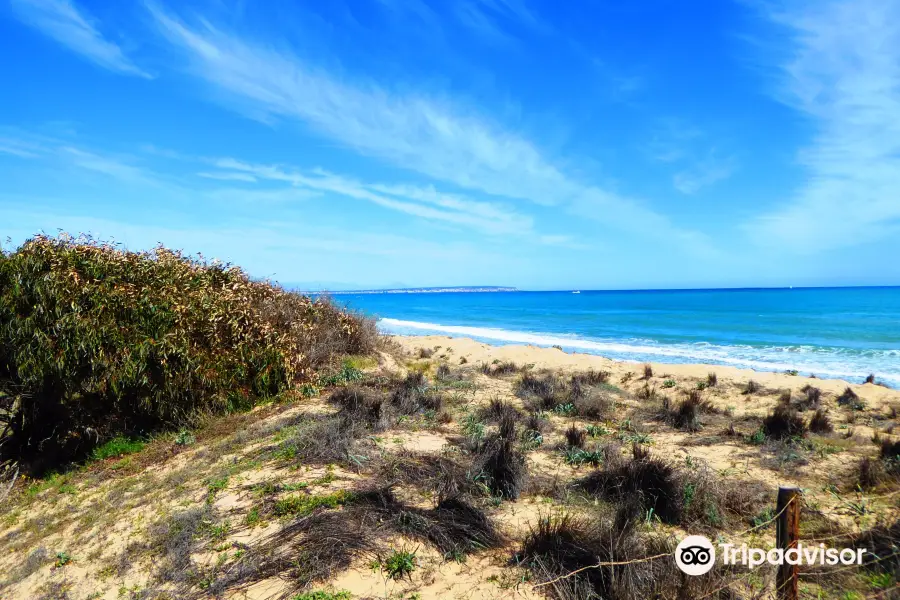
(645, 119), (703, 163)
(748, 0), (900, 251)
(59, 146), (158, 184)
(11, 0), (151, 78)
(0, 141), (41, 158)
(214, 158), (534, 236)
(146, 2), (571, 207)
(673, 153), (737, 195)
(144, 4), (711, 251)
(455, 0), (546, 42)
(1, 130), (541, 238)
(197, 171), (257, 183)
(646, 119), (736, 194)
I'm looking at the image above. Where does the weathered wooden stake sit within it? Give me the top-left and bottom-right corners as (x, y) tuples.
(776, 486), (801, 600)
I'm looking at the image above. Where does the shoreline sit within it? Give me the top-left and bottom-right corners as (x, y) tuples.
(390, 334), (900, 398)
(377, 317), (900, 388)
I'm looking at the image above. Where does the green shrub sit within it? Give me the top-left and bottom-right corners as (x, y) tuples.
(292, 591), (352, 600)
(273, 490), (355, 517)
(375, 548), (417, 580)
(0, 234), (376, 471)
(90, 436), (146, 461)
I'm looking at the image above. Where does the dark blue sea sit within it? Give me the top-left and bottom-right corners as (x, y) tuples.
(334, 288), (900, 387)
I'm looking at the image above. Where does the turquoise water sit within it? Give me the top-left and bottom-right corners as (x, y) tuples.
(334, 288), (900, 387)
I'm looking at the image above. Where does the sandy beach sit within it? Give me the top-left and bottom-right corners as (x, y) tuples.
(392, 334), (900, 408)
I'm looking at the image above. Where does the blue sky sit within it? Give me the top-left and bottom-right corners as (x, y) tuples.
(1, 0), (898, 290)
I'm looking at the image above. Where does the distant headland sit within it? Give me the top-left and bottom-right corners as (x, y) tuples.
(305, 286), (518, 295)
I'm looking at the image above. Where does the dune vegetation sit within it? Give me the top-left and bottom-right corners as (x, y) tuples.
(0, 234), (376, 473)
(0, 237), (898, 600)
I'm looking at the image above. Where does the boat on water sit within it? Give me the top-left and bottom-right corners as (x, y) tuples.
(572, 290), (581, 294)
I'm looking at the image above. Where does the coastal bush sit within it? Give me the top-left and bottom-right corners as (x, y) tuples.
(577, 444), (754, 530)
(516, 371), (613, 419)
(570, 370), (611, 386)
(390, 371), (442, 414)
(838, 387), (865, 410)
(480, 361), (520, 377)
(808, 409), (833, 434)
(668, 391), (713, 432)
(797, 385), (822, 411)
(856, 439), (900, 489)
(579, 445), (683, 524)
(220, 488), (504, 594)
(762, 404), (807, 440)
(522, 412), (550, 446)
(478, 398), (521, 424)
(571, 391), (613, 420)
(642, 364), (653, 379)
(706, 372), (718, 387)
(564, 424), (586, 448)
(471, 414), (526, 499)
(518, 512), (730, 600)
(744, 380), (761, 394)
(0, 234), (376, 471)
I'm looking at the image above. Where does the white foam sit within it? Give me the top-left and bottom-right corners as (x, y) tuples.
(379, 318), (900, 386)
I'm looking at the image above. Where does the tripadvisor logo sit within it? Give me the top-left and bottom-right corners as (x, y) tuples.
(675, 535), (868, 575)
(675, 536), (716, 575)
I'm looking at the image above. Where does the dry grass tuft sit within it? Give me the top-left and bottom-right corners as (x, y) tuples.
(479, 398), (522, 424)
(564, 425), (586, 449)
(808, 409), (833, 433)
(480, 361), (522, 377)
(518, 513), (733, 600)
(762, 404), (807, 440)
(667, 390), (714, 432)
(837, 387), (865, 410)
(471, 415), (527, 499)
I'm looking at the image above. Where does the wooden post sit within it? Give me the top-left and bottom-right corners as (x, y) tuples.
(776, 486), (801, 600)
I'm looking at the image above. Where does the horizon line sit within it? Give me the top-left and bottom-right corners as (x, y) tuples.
(295, 284), (900, 294)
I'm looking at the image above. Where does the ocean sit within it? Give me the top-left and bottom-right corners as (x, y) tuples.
(333, 287), (900, 388)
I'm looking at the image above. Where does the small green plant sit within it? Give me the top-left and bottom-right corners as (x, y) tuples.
(376, 548), (418, 580)
(683, 482), (696, 507)
(461, 412), (485, 440)
(245, 508), (261, 527)
(586, 424), (610, 437)
(662, 379), (676, 388)
(520, 429), (543, 450)
(747, 429), (766, 445)
(274, 490), (355, 517)
(695, 381), (708, 390)
(553, 403), (576, 416)
(785, 369), (799, 376)
(54, 551), (73, 568)
(866, 572), (894, 590)
(563, 447), (604, 467)
(174, 430), (195, 446)
(91, 436), (146, 461)
(206, 476), (229, 501)
(300, 383), (321, 398)
(751, 507), (775, 528)
(319, 362), (364, 387)
(291, 591), (353, 600)
(617, 431), (652, 444)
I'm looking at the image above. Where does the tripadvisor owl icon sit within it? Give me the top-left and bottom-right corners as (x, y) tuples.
(675, 535), (716, 576)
